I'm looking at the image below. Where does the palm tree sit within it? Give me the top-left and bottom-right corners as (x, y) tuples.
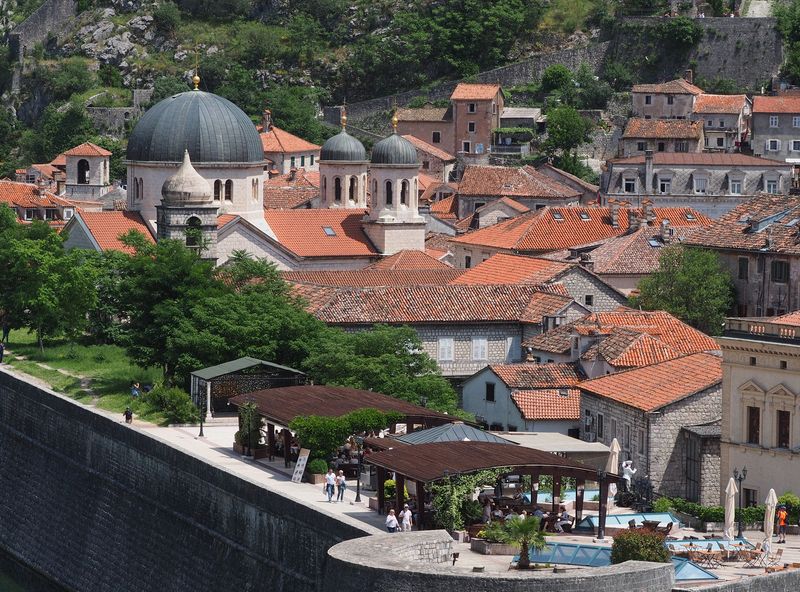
(499, 517), (548, 569)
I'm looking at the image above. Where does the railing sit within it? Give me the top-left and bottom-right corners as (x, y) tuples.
(725, 317), (800, 341)
(491, 144), (530, 155)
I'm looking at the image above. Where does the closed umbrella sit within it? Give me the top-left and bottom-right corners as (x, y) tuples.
(723, 477), (738, 541)
(762, 489), (778, 549)
(605, 438), (621, 498)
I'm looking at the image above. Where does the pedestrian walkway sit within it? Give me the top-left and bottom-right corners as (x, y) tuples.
(745, 0), (773, 17)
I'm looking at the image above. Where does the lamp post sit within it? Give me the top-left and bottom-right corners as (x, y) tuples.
(198, 400), (205, 438)
(355, 436), (364, 503)
(733, 466), (747, 538)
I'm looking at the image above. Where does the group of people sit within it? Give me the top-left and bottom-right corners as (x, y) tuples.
(482, 498), (573, 533)
(324, 468), (347, 502)
(385, 504), (413, 533)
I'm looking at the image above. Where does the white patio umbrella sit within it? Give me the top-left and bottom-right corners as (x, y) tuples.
(762, 489), (778, 549)
(605, 438), (621, 498)
(723, 477), (739, 541)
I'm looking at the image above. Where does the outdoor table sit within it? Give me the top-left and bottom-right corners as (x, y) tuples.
(641, 520), (661, 531)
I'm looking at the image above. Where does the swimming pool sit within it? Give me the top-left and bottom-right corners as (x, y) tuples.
(522, 489), (601, 504)
(575, 512), (682, 530)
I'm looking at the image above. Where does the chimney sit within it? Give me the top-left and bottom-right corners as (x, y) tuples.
(644, 149), (654, 193)
(642, 198), (656, 225)
(288, 167), (297, 181)
(629, 211), (642, 232)
(525, 347), (535, 362)
(684, 69), (693, 85)
(609, 198), (619, 228)
(660, 219), (671, 243)
(261, 108), (272, 131)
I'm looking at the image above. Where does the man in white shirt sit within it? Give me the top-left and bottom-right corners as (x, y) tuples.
(325, 468), (336, 502)
(399, 503), (413, 531)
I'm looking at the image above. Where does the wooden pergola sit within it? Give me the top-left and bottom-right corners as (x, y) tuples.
(365, 441), (623, 538)
(229, 385), (455, 467)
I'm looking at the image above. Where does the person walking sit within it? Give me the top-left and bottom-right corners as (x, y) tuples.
(400, 503), (413, 532)
(123, 407), (133, 424)
(0, 341), (5, 363)
(777, 505), (788, 543)
(336, 470), (347, 502)
(385, 509), (399, 533)
(325, 468), (336, 502)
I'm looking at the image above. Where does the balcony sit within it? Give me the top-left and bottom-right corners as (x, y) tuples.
(724, 317), (800, 344)
(491, 144), (530, 156)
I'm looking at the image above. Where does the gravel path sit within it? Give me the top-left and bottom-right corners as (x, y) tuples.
(745, 0), (773, 17)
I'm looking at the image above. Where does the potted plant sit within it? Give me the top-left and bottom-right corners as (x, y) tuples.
(306, 459), (330, 484)
(496, 517), (548, 569)
(471, 521), (519, 555)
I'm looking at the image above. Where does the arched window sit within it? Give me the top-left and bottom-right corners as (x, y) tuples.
(334, 177), (342, 202)
(224, 180), (233, 202)
(322, 176), (327, 202)
(400, 180), (409, 205)
(77, 159), (90, 184)
(138, 178), (143, 201)
(385, 180), (393, 205)
(185, 216), (202, 248)
(252, 178), (258, 201)
(372, 179), (377, 207)
(213, 180), (221, 201)
(349, 177), (357, 202)
(131, 177), (137, 201)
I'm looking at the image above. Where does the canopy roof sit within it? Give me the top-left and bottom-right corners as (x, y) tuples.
(191, 357), (304, 380)
(496, 432), (610, 454)
(228, 385), (451, 427)
(395, 422), (515, 445)
(365, 441), (615, 483)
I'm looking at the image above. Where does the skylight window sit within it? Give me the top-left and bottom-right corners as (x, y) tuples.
(579, 212), (591, 221)
(685, 212), (696, 221)
(648, 239), (662, 248)
(552, 212), (564, 221)
(322, 226), (336, 236)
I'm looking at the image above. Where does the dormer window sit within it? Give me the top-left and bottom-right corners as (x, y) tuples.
(553, 211), (564, 221)
(579, 212), (590, 221)
(623, 178), (636, 193)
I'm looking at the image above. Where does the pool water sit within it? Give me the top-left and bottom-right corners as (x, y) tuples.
(522, 489), (601, 504)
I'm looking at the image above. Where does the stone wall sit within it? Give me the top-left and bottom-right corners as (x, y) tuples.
(673, 567), (800, 592)
(86, 106), (137, 136)
(0, 368), (370, 592)
(325, 531), (676, 592)
(557, 268), (627, 313)
(8, 0), (76, 61)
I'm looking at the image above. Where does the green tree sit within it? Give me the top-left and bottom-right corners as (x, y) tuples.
(610, 530), (671, 563)
(541, 64), (573, 94)
(630, 246), (734, 335)
(49, 58), (96, 101)
(98, 64), (124, 88)
(264, 85), (333, 145)
(428, 468), (508, 531)
(149, 75), (190, 105)
(498, 516), (548, 569)
(153, 1), (181, 36)
(543, 106), (592, 157)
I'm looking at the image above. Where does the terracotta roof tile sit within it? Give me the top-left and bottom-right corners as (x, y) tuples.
(31, 164), (60, 179)
(511, 389), (581, 420)
(537, 163), (600, 193)
(365, 250), (452, 270)
(623, 118), (702, 139)
(425, 232), (454, 253)
(301, 285), (574, 324)
(632, 79), (704, 95)
(579, 353), (721, 411)
(480, 197), (531, 214)
(581, 327), (683, 368)
(0, 180), (73, 209)
(217, 214), (237, 228)
(683, 194), (800, 254)
(282, 269), (462, 287)
(771, 311), (800, 326)
(458, 165), (581, 200)
(451, 205), (708, 252)
(420, 181), (458, 203)
(396, 107), (452, 122)
(753, 95), (800, 114)
(264, 169), (321, 209)
(489, 363), (581, 388)
(77, 211), (155, 253)
(401, 135), (455, 161)
(450, 83), (502, 101)
(452, 253), (571, 285)
(50, 153), (66, 167)
(263, 209), (377, 257)
(430, 194), (458, 219)
(63, 142), (112, 157)
(693, 94), (748, 114)
(610, 153), (785, 167)
(418, 172), (439, 193)
(260, 125), (321, 153)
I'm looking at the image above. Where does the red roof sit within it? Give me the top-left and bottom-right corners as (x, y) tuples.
(623, 118), (702, 139)
(77, 211), (155, 253)
(63, 142), (112, 157)
(217, 214), (237, 228)
(458, 165), (580, 200)
(753, 95), (800, 114)
(581, 327), (683, 368)
(401, 135), (455, 161)
(260, 125), (321, 153)
(50, 153), (67, 167)
(632, 79), (704, 96)
(512, 389), (581, 421)
(0, 180), (72, 209)
(366, 249), (452, 270)
(452, 253), (571, 285)
(430, 194), (458, 219)
(282, 269), (462, 287)
(579, 353), (722, 412)
(693, 94), (748, 114)
(489, 363), (581, 388)
(263, 209), (377, 258)
(610, 152), (785, 167)
(450, 83), (502, 101)
(771, 311), (800, 326)
(451, 206), (709, 252)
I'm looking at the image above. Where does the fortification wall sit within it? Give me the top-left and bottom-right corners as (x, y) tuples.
(8, 0), (76, 61)
(0, 369), (369, 592)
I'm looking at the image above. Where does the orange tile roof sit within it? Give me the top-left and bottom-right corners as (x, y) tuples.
(0, 180), (72, 209)
(282, 268), (462, 287)
(63, 142), (112, 157)
(580, 327), (683, 368)
(450, 206), (709, 252)
(693, 94), (748, 114)
(430, 194), (458, 220)
(217, 214), (237, 228)
(365, 249), (452, 270)
(632, 79), (704, 96)
(263, 169), (320, 209)
(420, 181), (458, 203)
(77, 211), (155, 253)
(31, 164), (60, 179)
(418, 172), (439, 193)
(450, 83), (502, 101)
(623, 118), (702, 139)
(458, 165), (581, 200)
(263, 209), (377, 257)
(492, 197), (531, 214)
(489, 363), (581, 388)
(771, 311), (800, 326)
(401, 135), (456, 161)
(609, 152), (785, 167)
(511, 389), (581, 421)
(452, 253), (571, 285)
(579, 353), (722, 412)
(753, 95), (800, 114)
(260, 125), (321, 153)
(50, 153), (66, 167)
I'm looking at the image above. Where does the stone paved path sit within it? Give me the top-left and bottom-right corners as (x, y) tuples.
(745, 0), (773, 17)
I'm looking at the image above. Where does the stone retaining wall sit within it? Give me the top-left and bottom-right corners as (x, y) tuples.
(8, 0), (76, 61)
(673, 567), (800, 592)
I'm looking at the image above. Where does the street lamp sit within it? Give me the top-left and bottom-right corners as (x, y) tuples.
(355, 435), (364, 503)
(198, 401), (205, 438)
(733, 466), (747, 538)
(420, 396), (428, 408)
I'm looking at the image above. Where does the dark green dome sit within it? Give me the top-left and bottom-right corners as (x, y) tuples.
(370, 133), (418, 165)
(320, 129), (367, 162)
(126, 91), (264, 164)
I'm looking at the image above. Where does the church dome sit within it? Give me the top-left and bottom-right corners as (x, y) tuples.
(370, 133), (418, 166)
(161, 151), (212, 204)
(127, 90), (264, 164)
(320, 129), (367, 162)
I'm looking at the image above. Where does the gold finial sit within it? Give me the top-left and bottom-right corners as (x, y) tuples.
(391, 112), (398, 132)
(193, 47), (200, 90)
(341, 103), (347, 129)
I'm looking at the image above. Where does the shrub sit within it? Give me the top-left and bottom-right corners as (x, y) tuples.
(153, 1), (181, 36)
(383, 479), (409, 502)
(541, 64), (573, 94)
(142, 384), (198, 424)
(307, 458), (329, 475)
(611, 530), (671, 564)
(652, 496), (672, 513)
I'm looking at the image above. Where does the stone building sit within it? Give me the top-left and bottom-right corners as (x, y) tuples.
(258, 110), (321, 175)
(461, 363), (582, 434)
(684, 194), (800, 317)
(751, 94), (800, 162)
(717, 313), (800, 506)
(473, 198), (530, 229)
(63, 142), (113, 200)
(579, 353), (722, 505)
(603, 152), (790, 218)
(535, 163), (600, 204)
(631, 75), (703, 120)
(620, 118), (704, 157)
(401, 134), (456, 182)
(0, 179), (76, 230)
(691, 94), (751, 153)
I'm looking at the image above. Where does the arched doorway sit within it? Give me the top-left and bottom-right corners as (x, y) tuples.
(77, 159), (90, 184)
